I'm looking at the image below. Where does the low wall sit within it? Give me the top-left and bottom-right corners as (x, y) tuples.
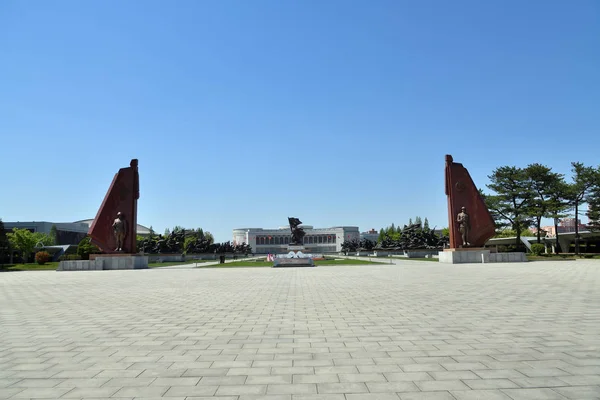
(439, 250), (527, 264)
(58, 256), (148, 271)
(57, 260), (102, 271)
(489, 252), (527, 263)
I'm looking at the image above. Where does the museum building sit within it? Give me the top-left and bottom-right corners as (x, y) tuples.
(232, 226), (360, 254)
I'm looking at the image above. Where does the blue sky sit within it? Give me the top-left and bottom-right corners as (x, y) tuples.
(1, 0), (599, 242)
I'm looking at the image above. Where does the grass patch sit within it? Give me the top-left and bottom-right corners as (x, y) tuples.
(0, 262), (60, 271)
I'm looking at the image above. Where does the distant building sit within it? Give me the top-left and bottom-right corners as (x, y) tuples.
(360, 229), (379, 243)
(533, 218), (588, 237)
(3, 220), (152, 245)
(233, 226), (360, 254)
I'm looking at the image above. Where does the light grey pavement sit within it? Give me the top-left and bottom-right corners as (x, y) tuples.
(1, 260), (600, 400)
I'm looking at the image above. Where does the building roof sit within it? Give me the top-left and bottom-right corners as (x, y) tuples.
(73, 219), (152, 235)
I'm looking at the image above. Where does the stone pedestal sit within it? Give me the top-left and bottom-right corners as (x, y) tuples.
(58, 255), (148, 271)
(273, 245), (315, 268)
(438, 248), (490, 264)
(438, 248), (527, 264)
(273, 258), (314, 267)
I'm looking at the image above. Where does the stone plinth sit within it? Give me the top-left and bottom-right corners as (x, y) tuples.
(273, 245), (314, 267)
(439, 248), (490, 264)
(58, 255), (148, 271)
(273, 258), (314, 268)
(438, 248), (527, 264)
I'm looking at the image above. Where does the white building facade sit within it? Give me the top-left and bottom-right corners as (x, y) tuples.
(233, 226), (360, 254)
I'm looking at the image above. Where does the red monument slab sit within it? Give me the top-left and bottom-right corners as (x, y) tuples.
(445, 155), (495, 249)
(88, 159), (139, 253)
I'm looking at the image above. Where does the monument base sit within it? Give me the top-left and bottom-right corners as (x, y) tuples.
(438, 248), (527, 264)
(273, 258), (315, 268)
(58, 255), (149, 271)
(272, 245), (315, 268)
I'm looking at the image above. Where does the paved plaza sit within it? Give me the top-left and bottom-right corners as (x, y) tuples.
(1, 260), (600, 400)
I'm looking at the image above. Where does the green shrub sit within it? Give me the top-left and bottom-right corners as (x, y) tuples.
(77, 236), (100, 260)
(530, 243), (545, 256)
(35, 251), (51, 265)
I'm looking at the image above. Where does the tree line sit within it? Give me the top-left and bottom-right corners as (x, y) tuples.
(483, 162), (600, 254)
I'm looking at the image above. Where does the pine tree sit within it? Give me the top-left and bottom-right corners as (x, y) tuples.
(408, 218), (413, 226)
(485, 166), (534, 248)
(0, 219), (9, 264)
(415, 216), (422, 227)
(49, 224), (58, 245)
(423, 218), (430, 231)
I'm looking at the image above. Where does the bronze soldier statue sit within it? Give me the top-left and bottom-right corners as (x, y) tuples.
(457, 207), (470, 247)
(112, 212), (127, 252)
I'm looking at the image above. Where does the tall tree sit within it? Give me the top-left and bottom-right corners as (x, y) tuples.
(7, 228), (38, 263)
(587, 186), (600, 232)
(377, 228), (385, 243)
(545, 180), (572, 253)
(408, 218), (413, 226)
(204, 232), (215, 245)
(569, 162), (599, 254)
(485, 166), (533, 248)
(423, 218), (430, 231)
(49, 224), (58, 245)
(524, 164), (564, 243)
(414, 216), (422, 227)
(0, 219), (9, 264)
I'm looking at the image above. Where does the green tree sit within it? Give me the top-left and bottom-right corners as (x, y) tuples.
(377, 228), (385, 243)
(414, 216), (422, 227)
(164, 228), (171, 236)
(77, 236), (100, 260)
(423, 218), (430, 231)
(0, 219), (9, 264)
(545, 180), (572, 253)
(485, 166), (534, 248)
(441, 227), (450, 237)
(49, 224), (58, 245)
(7, 228), (39, 263)
(524, 164), (564, 243)
(408, 218), (413, 226)
(204, 232), (215, 245)
(587, 186), (600, 232)
(148, 226), (155, 237)
(569, 162), (600, 254)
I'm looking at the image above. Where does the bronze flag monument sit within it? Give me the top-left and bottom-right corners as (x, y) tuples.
(444, 154), (495, 249)
(88, 159), (140, 254)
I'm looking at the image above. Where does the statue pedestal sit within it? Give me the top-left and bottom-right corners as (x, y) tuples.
(273, 245), (315, 268)
(58, 255), (148, 271)
(438, 248), (527, 264)
(438, 248), (490, 264)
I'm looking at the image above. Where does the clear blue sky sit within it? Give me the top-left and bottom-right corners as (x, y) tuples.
(1, 0), (599, 242)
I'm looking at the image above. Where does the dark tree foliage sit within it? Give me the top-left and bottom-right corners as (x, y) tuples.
(137, 228), (252, 255)
(341, 239), (360, 252)
(77, 236), (101, 260)
(569, 162), (599, 254)
(138, 229), (185, 254)
(0, 218), (9, 264)
(485, 166), (534, 248)
(587, 187), (600, 232)
(524, 164), (565, 244)
(374, 223), (448, 250)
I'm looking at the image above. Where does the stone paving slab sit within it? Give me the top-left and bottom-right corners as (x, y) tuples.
(1, 261), (600, 399)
